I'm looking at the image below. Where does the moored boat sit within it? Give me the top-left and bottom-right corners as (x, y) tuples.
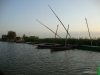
(77, 18), (100, 51)
(51, 44), (77, 51)
(16, 41), (21, 43)
(37, 43), (62, 49)
(77, 45), (100, 51)
(37, 44), (52, 49)
(48, 5), (74, 51)
(26, 42), (33, 44)
(51, 46), (71, 51)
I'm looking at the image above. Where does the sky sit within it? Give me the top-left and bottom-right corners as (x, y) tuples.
(0, 0), (100, 38)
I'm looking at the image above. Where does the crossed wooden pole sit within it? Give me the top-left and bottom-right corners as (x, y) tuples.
(36, 19), (62, 38)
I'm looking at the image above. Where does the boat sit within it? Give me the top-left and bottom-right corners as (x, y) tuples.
(51, 44), (77, 51)
(51, 46), (71, 51)
(49, 5), (74, 51)
(37, 43), (62, 49)
(16, 41), (21, 43)
(77, 45), (100, 51)
(37, 20), (63, 49)
(26, 42), (33, 44)
(37, 43), (52, 49)
(77, 18), (100, 51)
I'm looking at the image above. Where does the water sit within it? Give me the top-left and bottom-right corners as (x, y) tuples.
(0, 41), (100, 75)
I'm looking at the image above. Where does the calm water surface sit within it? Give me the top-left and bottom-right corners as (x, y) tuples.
(0, 41), (100, 75)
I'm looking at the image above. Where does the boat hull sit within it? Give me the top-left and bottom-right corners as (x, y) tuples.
(37, 43), (62, 49)
(51, 46), (71, 51)
(77, 45), (100, 51)
(51, 44), (77, 51)
(37, 45), (52, 49)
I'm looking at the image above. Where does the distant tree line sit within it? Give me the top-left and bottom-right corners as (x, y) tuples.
(1, 31), (100, 46)
(2, 31), (16, 42)
(24, 36), (39, 42)
(1, 31), (39, 42)
(36, 38), (100, 46)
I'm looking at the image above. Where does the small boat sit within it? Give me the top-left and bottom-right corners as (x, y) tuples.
(51, 44), (77, 51)
(37, 43), (62, 49)
(26, 42), (33, 44)
(16, 41), (21, 43)
(51, 46), (71, 51)
(77, 45), (100, 51)
(77, 18), (100, 51)
(37, 43), (52, 49)
(49, 5), (74, 51)
(75, 18), (98, 51)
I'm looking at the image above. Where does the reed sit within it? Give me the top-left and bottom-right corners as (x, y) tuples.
(24, 37), (100, 46)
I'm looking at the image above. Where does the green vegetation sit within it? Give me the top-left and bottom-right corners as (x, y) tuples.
(1, 31), (100, 46)
(24, 36), (39, 42)
(24, 37), (100, 46)
(7, 31), (16, 41)
(2, 31), (16, 42)
(2, 35), (8, 41)
(38, 38), (79, 45)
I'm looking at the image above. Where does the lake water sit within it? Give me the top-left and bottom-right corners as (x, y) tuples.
(0, 41), (100, 75)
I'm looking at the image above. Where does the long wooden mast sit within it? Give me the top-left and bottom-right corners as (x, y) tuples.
(53, 25), (59, 45)
(55, 25), (59, 39)
(36, 19), (62, 38)
(48, 5), (71, 38)
(65, 24), (69, 46)
(85, 18), (92, 45)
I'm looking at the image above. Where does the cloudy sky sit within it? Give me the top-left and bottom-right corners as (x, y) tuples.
(0, 0), (100, 38)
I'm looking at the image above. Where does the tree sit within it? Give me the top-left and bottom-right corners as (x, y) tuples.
(2, 35), (8, 41)
(7, 31), (16, 41)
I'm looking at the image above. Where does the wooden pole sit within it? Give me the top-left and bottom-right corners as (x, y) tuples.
(48, 5), (71, 38)
(65, 24), (69, 46)
(55, 25), (59, 39)
(85, 18), (92, 45)
(36, 19), (62, 38)
(54, 25), (59, 46)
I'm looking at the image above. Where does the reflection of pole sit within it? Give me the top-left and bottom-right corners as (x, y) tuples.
(85, 18), (92, 45)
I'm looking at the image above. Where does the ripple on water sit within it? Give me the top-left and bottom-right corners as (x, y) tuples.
(0, 42), (100, 75)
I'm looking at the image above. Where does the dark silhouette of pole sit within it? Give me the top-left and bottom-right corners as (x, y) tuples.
(48, 5), (71, 38)
(85, 18), (92, 45)
(65, 24), (69, 46)
(55, 25), (59, 39)
(36, 19), (62, 38)
(53, 25), (59, 46)
(29, 32), (30, 37)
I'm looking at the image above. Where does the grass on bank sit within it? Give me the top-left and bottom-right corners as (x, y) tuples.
(24, 37), (100, 46)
